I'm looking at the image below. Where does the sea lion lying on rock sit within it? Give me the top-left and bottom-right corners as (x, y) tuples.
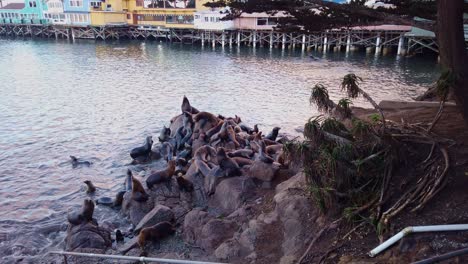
(65, 199), (112, 252)
(146, 160), (176, 189)
(216, 148), (241, 177)
(130, 136), (153, 162)
(129, 170), (149, 202)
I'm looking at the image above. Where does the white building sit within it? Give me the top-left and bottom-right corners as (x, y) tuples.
(194, 8), (234, 31)
(43, 0), (67, 24)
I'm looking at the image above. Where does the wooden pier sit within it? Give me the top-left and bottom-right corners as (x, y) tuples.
(0, 23), (440, 55)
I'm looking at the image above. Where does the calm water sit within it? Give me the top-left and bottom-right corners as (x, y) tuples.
(0, 38), (439, 262)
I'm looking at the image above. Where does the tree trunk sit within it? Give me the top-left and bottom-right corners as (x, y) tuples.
(436, 0), (468, 125)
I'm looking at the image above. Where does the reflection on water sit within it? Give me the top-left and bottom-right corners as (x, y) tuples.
(0, 38), (439, 261)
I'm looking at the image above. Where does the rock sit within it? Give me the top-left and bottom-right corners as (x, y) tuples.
(211, 177), (256, 214)
(183, 209), (211, 245)
(200, 219), (238, 251)
(215, 238), (241, 260)
(280, 255), (298, 264)
(238, 220), (261, 252)
(246, 160), (279, 182)
(134, 205), (174, 233)
(65, 222), (111, 252)
(121, 192), (155, 225)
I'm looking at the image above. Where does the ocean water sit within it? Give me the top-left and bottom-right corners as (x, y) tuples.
(0, 38), (440, 262)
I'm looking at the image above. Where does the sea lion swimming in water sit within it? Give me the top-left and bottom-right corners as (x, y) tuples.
(128, 170), (149, 202)
(67, 199), (95, 226)
(130, 136), (153, 161)
(181, 96), (199, 114)
(265, 127), (281, 141)
(83, 180), (96, 194)
(146, 160), (176, 189)
(70, 156), (92, 168)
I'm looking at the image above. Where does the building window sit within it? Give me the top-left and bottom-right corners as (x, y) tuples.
(257, 18), (268, 26)
(204, 17), (208, 22)
(194, 15), (200, 19)
(136, 0), (143, 7)
(216, 17), (220, 22)
(127, 13), (131, 19)
(70, 0), (83, 7)
(91, 1), (102, 8)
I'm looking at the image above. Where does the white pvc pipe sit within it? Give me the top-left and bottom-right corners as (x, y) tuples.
(49, 251), (227, 264)
(369, 224), (468, 257)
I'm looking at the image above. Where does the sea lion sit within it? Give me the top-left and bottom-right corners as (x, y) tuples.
(265, 127), (281, 141)
(174, 158), (189, 175)
(228, 149), (254, 159)
(138, 222), (176, 250)
(161, 142), (174, 161)
(216, 148), (241, 177)
(130, 136), (153, 160)
(232, 157), (253, 167)
(176, 175), (194, 192)
(125, 169), (133, 192)
(226, 125), (240, 148)
(194, 145), (217, 163)
(253, 124), (259, 134)
(67, 199), (95, 226)
(113, 191), (126, 207)
(193, 111), (219, 132)
(266, 144), (283, 156)
(70, 156), (91, 168)
(83, 180), (96, 194)
(210, 122), (228, 143)
(146, 160), (176, 189)
(129, 170), (149, 202)
(253, 141), (274, 164)
(95, 197), (113, 206)
(158, 126), (171, 142)
(115, 229), (124, 242)
(206, 120), (224, 138)
(181, 96), (199, 114)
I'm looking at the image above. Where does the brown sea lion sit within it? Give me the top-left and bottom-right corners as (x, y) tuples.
(67, 199), (95, 226)
(176, 175), (194, 192)
(216, 148), (241, 177)
(83, 180), (96, 194)
(253, 141), (274, 164)
(146, 160), (176, 189)
(194, 145), (217, 162)
(226, 125), (240, 148)
(232, 157), (253, 167)
(129, 170), (149, 202)
(113, 191), (126, 207)
(228, 149), (254, 159)
(138, 222), (176, 250)
(266, 144), (283, 156)
(193, 111), (219, 130)
(206, 120), (224, 138)
(130, 136), (153, 160)
(181, 96), (199, 114)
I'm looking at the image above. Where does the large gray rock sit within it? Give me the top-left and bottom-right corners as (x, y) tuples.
(246, 161), (280, 182)
(211, 177), (256, 214)
(134, 205), (174, 233)
(199, 219), (238, 251)
(183, 209), (211, 245)
(215, 238), (241, 261)
(121, 192), (155, 225)
(65, 222), (111, 252)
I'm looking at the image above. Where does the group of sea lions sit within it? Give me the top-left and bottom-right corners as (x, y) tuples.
(66, 96), (289, 254)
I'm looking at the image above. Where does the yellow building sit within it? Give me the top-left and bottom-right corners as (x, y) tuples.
(124, 0), (210, 28)
(90, 0), (127, 26)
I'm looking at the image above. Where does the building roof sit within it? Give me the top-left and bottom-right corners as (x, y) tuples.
(350, 24), (412, 31)
(240, 12), (289, 18)
(404, 27), (436, 38)
(0, 3), (25, 10)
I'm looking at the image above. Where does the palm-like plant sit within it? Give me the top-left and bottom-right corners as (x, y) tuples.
(341, 74), (386, 131)
(310, 84), (336, 113)
(336, 98), (353, 118)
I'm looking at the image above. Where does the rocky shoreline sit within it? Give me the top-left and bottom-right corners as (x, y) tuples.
(62, 96), (309, 263)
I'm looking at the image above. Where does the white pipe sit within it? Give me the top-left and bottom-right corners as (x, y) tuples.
(49, 251), (228, 264)
(369, 224), (468, 257)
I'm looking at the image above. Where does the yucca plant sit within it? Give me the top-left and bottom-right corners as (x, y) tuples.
(336, 98), (353, 118)
(310, 84), (336, 113)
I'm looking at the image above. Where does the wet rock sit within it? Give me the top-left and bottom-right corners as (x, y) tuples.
(134, 205), (174, 233)
(211, 177), (256, 214)
(121, 192), (155, 225)
(215, 238), (241, 261)
(65, 222), (112, 252)
(200, 219), (238, 251)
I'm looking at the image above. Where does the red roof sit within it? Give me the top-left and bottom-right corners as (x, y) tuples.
(0, 3), (25, 10)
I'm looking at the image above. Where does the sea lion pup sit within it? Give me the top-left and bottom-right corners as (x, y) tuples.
(67, 199), (95, 226)
(216, 148), (241, 177)
(129, 170), (149, 202)
(181, 96), (199, 114)
(70, 156), (91, 168)
(232, 157), (253, 167)
(176, 175), (194, 192)
(265, 127), (281, 141)
(130, 136), (153, 160)
(228, 149), (254, 159)
(146, 160), (176, 189)
(113, 190), (126, 207)
(83, 180), (96, 194)
(138, 222), (176, 250)
(252, 141), (274, 164)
